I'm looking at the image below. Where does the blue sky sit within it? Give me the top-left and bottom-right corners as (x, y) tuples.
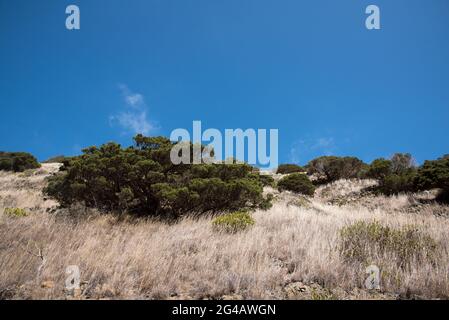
(1, 0), (448, 166)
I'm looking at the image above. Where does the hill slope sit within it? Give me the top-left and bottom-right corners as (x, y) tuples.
(1, 166), (448, 300)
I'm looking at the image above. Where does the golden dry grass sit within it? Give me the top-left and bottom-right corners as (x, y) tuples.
(1, 165), (449, 300)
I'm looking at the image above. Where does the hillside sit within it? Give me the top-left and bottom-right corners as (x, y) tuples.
(1, 165), (449, 300)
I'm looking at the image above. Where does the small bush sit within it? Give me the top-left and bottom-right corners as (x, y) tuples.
(0, 152), (40, 172)
(3, 208), (28, 217)
(414, 156), (449, 203)
(339, 221), (439, 269)
(212, 211), (255, 233)
(258, 174), (275, 187)
(277, 173), (315, 195)
(307, 156), (365, 183)
(367, 154), (418, 195)
(366, 158), (392, 179)
(276, 164), (304, 174)
(377, 173), (416, 195)
(259, 194), (274, 210)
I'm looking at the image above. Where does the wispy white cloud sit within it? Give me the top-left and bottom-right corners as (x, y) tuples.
(289, 137), (337, 164)
(313, 137), (335, 153)
(118, 84), (144, 108)
(110, 84), (155, 135)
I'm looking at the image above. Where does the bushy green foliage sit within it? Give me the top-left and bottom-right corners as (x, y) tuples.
(414, 156), (449, 203)
(365, 153), (449, 199)
(306, 156), (365, 183)
(3, 208), (28, 217)
(377, 172), (417, 195)
(340, 221), (439, 268)
(366, 158), (392, 179)
(0, 152), (40, 172)
(276, 164), (304, 174)
(257, 174), (275, 187)
(44, 135), (270, 218)
(368, 154), (417, 195)
(356, 163), (371, 179)
(212, 211), (255, 233)
(414, 156), (449, 191)
(259, 193), (274, 210)
(277, 173), (315, 195)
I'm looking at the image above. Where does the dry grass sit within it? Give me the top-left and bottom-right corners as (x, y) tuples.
(1, 167), (449, 300)
(315, 178), (378, 199)
(0, 163), (60, 212)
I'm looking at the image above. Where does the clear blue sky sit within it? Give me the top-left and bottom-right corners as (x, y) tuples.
(1, 0), (448, 165)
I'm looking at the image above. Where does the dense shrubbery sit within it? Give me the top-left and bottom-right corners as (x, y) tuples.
(257, 174), (275, 187)
(366, 154), (417, 195)
(44, 135), (271, 218)
(378, 173), (417, 195)
(259, 193), (274, 210)
(276, 164), (304, 174)
(364, 153), (449, 201)
(0, 152), (40, 172)
(414, 156), (449, 191)
(306, 156), (365, 183)
(212, 211), (255, 233)
(340, 221), (439, 268)
(414, 156), (449, 203)
(277, 173), (315, 195)
(366, 158), (392, 180)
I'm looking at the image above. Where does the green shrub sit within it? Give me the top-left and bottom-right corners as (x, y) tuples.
(355, 162), (371, 179)
(276, 164), (304, 174)
(368, 154), (417, 195)
(414, 157), (449, 189)
(44, 135), (271, 218)
(377, 172), (416, 195)
(259, 193), (274, 210)
(257, 174), (275, 187)
(307, 156), (365, 183)
(212, 211), (255, 233)
(3, 207), (28, 217)
(0, 152), (40, 172)
(277, 173), (315, 195)
(414, 156), (449, 204)
(366, 158), (392, 179)
(339, 221), (439, 269)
